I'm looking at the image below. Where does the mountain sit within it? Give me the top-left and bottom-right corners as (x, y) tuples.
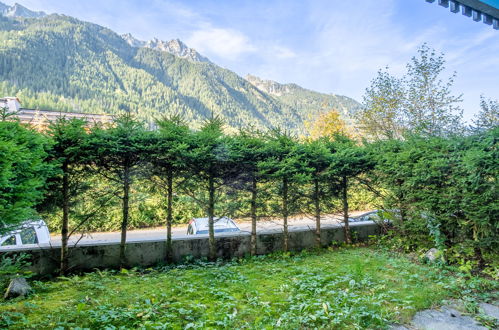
(0, 3), (360, 133)
(245, 75), (360, 124)
(121, 33), (210, 63)
(0, 2), (46, 18)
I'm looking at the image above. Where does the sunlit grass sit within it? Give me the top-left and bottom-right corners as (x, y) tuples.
(1, 247), (496, 329)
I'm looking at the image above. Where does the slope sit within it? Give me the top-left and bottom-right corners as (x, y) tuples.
(0, 9), (360, 132)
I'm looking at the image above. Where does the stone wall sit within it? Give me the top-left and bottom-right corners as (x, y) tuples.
(1, 222), (380, 275)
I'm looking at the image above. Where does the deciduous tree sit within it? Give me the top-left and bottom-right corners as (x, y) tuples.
(305, 109), (350, 140)
(358, 44), (463, 140)
(473, 96), (498, 131)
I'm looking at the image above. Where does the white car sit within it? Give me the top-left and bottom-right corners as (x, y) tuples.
(0, 220), (51, 248)
(187, 217), (240, 235)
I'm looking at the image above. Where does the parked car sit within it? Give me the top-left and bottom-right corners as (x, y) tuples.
(187, 217), (240, 235)
(0, 220), (51, 248)
(349, 210), (399, 223)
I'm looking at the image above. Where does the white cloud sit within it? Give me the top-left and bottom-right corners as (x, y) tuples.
(187, 27), (257, 60)
(273, 46), (296, 59)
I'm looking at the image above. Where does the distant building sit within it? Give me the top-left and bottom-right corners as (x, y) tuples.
(0, 97), (113, 129)
(425, 0), (499, 30)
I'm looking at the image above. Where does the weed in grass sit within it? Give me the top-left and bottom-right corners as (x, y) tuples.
(1, 247), (497, 329)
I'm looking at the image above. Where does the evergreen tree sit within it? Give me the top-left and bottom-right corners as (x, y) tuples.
(45, 118), (89, 274)
(144, 115), (191, 261)
(302, 138), (332, 247)
(326, 135), (372, 243)
(184, 117), (236, 260)
(259, 130), (309, 251)
(0, 121), (51, 232)
(88, 114), (148, 267)
(229, 129), (267, 255)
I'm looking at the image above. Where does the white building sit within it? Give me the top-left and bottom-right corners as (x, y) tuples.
(1, 96), (113, 128)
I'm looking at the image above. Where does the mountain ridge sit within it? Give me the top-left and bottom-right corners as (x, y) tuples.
(245, 74), (360, 123)
(0, 2), (361, 133)
(121, 33), (211, 63)
(0, 1), (46, 18)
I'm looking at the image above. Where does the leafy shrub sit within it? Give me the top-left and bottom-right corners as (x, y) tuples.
(368, 127), (498, 272)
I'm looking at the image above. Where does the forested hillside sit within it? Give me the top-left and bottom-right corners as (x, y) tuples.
(0, 11), (360, 132)
(246, 75), (361, 125)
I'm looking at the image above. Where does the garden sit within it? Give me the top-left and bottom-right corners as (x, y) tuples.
(0, 45), (497, 329)
(1, 247), (497, 329)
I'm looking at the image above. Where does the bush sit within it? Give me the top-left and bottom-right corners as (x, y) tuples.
(368, 127), (498, 273)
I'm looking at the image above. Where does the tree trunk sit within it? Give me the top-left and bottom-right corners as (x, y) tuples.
(342, 175), (351, 244)
(283, 177), (289, 252)
(165, 169), (173, 262)
(250, 176), (257, 256)
(314, 177), (321, 248)
(208, 174), (216, 261)
(119, 166), (130, 268)
(60, 161), (69, 275)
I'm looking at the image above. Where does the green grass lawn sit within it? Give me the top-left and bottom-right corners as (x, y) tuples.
(1, 247), (496, 329)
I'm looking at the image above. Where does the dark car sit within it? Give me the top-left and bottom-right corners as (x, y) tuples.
(349, 210), (399, 223)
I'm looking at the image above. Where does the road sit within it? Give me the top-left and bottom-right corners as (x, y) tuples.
(51, 212), (369, 245)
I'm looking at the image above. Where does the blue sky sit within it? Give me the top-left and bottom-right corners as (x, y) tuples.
(6, 0), (499, 121)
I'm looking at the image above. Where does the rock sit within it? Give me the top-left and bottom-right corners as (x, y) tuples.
(411, 306), (486, 330)
(479, 302), (499, 320)
(3, 277), (31, 300)
(424, 248), (440, 262)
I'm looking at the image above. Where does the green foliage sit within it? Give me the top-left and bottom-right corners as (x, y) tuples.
(41, 118), (89, 213)
(1, 248), (497, 328)
(0, 121), (51, 231)
(473, 96), (498, 131)
(258, 130), (311, 217)
(404, 44), (463, 136)
(87, 114), (150, 264)
(358, 44), (463, 139)
(358, 69), (405, 140)
(368, 127), (498, 273)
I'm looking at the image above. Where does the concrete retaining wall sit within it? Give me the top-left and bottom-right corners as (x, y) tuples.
(1, 222), (380, 275)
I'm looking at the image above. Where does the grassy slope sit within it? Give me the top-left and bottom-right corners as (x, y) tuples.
(1, 247), (496, 329)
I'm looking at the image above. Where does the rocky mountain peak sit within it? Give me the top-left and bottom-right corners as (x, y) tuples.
(245, 74), (294, 97)
(0, 2), (46, 18)
(121, 33), (145, 48)
(121, 33), (210, 63)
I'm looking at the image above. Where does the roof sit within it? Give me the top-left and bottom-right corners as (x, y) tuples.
(425, 0), (499, 29)
(12, 108), (113, 129)
(0, 96), (20, 102)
